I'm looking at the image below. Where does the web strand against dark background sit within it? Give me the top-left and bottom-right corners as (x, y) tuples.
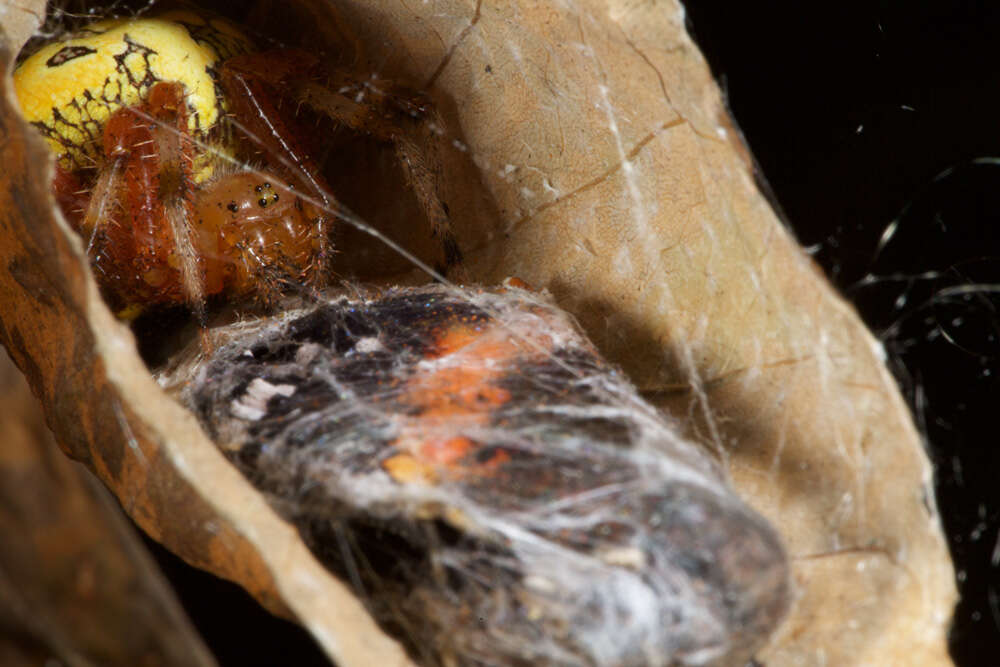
(684, 2), (1000, 662)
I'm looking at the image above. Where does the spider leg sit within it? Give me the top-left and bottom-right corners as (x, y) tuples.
(146, 82), (206, 323)
(52, 161), (118, 260)
(231, 239), (320, 308)
(383, 106), (464, 274)
(80, 159), (124, 256)
(52, 164), (90, 230)
(305, 72), (464, 276)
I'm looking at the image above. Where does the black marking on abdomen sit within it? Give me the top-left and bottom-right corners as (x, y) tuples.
(46, 45), (97, 68)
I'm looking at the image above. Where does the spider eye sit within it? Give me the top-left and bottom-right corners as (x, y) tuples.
(258, 198), (268, 207)
(227, 202), (238, 212)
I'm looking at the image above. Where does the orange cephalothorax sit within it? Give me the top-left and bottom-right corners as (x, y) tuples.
(193, 173), (323, 298)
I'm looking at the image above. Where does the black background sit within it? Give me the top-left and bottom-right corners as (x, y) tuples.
(685, 1), (1000, 663)
(138, 1), (1000, 665)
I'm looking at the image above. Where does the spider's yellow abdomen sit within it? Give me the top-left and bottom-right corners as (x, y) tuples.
(13, 10), (252, 171)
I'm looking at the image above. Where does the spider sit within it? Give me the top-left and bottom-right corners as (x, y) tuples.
(13, 8), (460, 320)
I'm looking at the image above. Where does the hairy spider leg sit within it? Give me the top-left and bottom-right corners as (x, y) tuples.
(305, 68), (463, 274)
(352, 81), (463, 274)
(221, 50), (463, 277)
(51, 165), (88, 230)
(145, 82), (206, 323)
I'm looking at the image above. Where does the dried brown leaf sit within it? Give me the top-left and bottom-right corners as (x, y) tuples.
(0, 352), (216, 667)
